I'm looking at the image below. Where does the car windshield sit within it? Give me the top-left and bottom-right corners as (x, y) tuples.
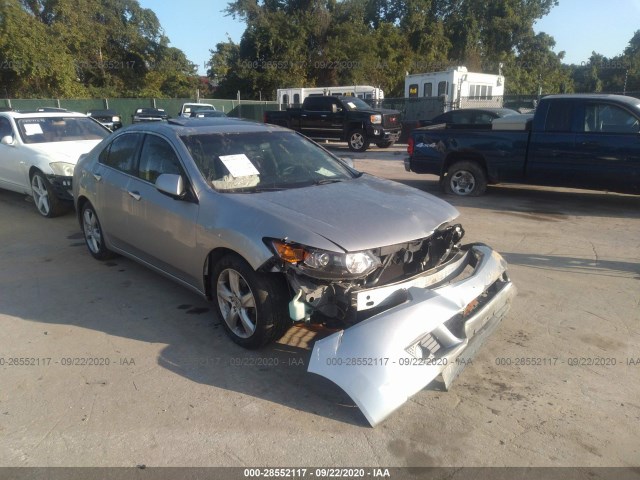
(341, 97), (374, 111)
(180, 130), (356, 192)
(16, 117), (109, 144)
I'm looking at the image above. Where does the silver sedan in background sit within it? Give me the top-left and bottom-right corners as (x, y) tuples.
(73, 117), (516, 426)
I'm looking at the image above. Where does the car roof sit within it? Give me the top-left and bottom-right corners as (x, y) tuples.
(88, 109), (118, 115)
(0, 111), (88, 119)
(542, 94), (640, 106)
(439, 108), (517, 115)
(121, 117), (289, 136)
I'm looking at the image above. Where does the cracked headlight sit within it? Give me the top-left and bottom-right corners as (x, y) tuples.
(270, 239), (381, 279)
(49, 162), (75, 177)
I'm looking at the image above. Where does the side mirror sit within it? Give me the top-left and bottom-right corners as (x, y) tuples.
(340, 156), (354, 168)
(332, 104), (342, 114)
(1, 135), (15, 146)
(155, 173), (185, 198)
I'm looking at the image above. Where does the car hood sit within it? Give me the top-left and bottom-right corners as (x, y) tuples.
(25, 140), (103, 164)
(230, 174), (459, 252)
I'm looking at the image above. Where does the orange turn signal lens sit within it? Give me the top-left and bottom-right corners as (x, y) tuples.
(273, 241), (307, 263)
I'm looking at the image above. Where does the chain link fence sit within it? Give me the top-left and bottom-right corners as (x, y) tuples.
(0, 98), (279, 126)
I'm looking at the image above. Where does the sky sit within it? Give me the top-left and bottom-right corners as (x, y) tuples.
(138, 0), (640, 75)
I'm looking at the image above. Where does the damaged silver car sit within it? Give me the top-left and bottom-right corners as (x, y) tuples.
(73, 117), (516, 426)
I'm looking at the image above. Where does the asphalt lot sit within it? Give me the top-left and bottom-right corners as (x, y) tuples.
(0, 143), (639, 468)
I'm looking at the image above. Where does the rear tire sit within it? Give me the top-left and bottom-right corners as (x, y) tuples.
(348, 129), (370, 152)
(443, 161), (487, 196)
(211, 254), (290, 349)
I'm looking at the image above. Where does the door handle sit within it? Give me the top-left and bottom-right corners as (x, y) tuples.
(301, 114), (308, 118)
(128, 190), (141, 201)
(92, 173), (102, 182)
(581, 141), (598, 147)
(320, 115), (327, 118)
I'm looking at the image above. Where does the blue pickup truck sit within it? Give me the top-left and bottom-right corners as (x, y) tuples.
(405, 94), (640, 195)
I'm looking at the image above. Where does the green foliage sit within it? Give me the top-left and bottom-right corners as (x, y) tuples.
(569, 31), (640, 94)
(0, 0), (198, 98)
(211, 0), (573, 99)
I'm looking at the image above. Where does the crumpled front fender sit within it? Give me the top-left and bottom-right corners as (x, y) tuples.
(308, 245), (516, 426)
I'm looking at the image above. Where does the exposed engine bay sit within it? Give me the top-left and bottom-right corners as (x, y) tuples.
(273, 223), (466, 327)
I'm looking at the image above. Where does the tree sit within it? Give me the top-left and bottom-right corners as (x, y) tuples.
(0, 0), (198, 97)
(212, 0), (568, 99)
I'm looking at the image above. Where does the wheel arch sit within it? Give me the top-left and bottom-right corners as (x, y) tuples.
(75, 195), (90, 226)
(442, 152), (491, 182)
(28, 166), (42, 180)
(344, 122), (365, 139)
(203, 247), (280, 300)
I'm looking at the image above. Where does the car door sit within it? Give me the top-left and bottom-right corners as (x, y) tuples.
(92, 132), (143, 251)
(526, 99), (580, 187)
(300, 97), (328, 137)
(0, 117), (30, 192)
(572, 101), (640, 192)
(326, 98), (346, 135)
(125, 133), (200, 287)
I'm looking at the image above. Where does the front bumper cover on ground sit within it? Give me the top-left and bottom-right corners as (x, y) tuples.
(308, 244), (516, 426)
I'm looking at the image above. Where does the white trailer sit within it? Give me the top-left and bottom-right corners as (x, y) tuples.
(277, 85), (384, 106)
(404, 66), (504, 110)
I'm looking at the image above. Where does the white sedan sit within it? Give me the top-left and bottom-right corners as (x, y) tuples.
(0, 110), (110, 217)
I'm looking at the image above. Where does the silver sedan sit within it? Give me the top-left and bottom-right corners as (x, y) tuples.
(73, 117), (516, 426)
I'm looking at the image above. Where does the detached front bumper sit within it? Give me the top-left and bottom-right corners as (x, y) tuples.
(308, 244), (516, 426)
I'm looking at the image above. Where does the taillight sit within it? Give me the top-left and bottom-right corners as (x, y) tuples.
(407, 136), (414, 156)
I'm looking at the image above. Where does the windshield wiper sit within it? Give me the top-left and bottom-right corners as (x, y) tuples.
(223, 186), (285, 193)
(314, 178), (344, 185)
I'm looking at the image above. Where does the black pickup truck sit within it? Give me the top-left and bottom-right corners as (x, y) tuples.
(405, 94), (640, 195)
(264, 96), (401, 152)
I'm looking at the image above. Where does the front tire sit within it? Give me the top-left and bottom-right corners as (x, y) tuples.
(212, 254), (290, 349)
(348, 129), (370, 152)
(443, 161), (487, 196)
(30, 171), (66, 218)
(80, 202), (115, 260)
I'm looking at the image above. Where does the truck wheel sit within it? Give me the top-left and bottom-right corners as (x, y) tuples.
(348, 129), (370, 152)
(443, 161), (487, 196)
(376, 141), (394, 148)
(211, 254), (290, 349)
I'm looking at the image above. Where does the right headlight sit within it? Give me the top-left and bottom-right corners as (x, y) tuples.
(270, 239), (380, 280)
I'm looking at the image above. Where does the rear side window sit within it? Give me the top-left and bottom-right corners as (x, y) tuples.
(99, 133), (142, 173)
(545, 101), (573, 132)
(137, 135), (184, 184)
(304, 97), (329, 111)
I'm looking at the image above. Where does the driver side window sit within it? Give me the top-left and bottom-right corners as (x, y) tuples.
(583, 104), (640, 134)
(137, 134), (184, 184)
